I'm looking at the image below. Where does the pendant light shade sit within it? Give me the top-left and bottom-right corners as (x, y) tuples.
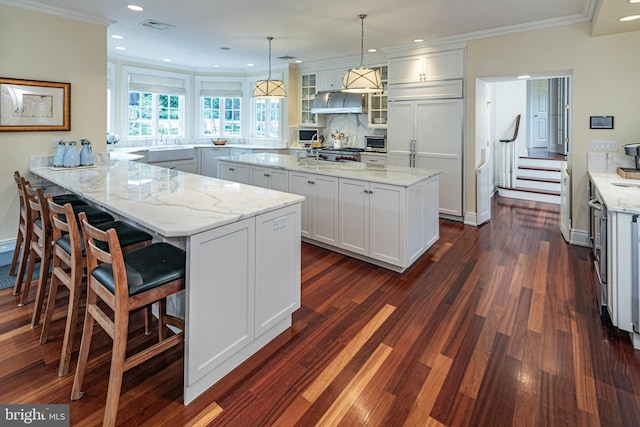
(253, 37), (287, 98)
(342, 14), (382, 94)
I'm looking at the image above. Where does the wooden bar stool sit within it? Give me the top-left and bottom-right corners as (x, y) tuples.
(40, 197), (152, 377)
(10, 171), (86, 284)
(72, 213), (185, 427)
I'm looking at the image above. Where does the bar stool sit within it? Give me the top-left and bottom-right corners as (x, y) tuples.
(72, 213), (185, 427)
(40, 197), (152, 377)
(10, 171), (86, 285)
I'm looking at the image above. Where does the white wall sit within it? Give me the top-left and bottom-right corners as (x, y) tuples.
(0, 5), (107, 253)
(466, 22), (640, 233)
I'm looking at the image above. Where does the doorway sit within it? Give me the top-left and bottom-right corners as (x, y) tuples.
(475, 73), (572, 227)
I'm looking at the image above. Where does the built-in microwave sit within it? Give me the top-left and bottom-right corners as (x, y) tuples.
(365, 135), (386, 153)
(298, 129), (318, 145)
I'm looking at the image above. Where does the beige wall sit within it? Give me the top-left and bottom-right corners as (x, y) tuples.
(0, 5), (107, 246)
(466, 22), (640, 234)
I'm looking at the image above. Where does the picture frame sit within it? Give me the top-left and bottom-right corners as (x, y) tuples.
(0, 77), (70, 131)
(589, 115), (614, 130)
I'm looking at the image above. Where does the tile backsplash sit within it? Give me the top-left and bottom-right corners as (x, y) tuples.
(587, 152), (634, 172)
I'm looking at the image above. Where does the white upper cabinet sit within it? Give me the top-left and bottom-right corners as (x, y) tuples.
(317, 68), (348, 92)
(388, 49), (464, 85)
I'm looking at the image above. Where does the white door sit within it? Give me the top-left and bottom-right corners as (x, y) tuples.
(527, 79), (549, 149)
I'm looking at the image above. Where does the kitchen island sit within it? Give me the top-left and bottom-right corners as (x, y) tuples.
(30, 155), (305, 404)
(589, 170), (640, 349)
(217, 153), (441, 272)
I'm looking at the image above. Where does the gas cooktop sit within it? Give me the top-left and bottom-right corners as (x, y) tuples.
(319, 147), (364, 152)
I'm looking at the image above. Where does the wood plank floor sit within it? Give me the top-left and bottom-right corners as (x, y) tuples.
(2, 196), (640, 426)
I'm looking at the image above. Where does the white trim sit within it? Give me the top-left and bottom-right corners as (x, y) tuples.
(0, 0), (114, 26)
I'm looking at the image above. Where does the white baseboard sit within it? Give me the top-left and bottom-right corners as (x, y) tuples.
(569, 229), (590, 247)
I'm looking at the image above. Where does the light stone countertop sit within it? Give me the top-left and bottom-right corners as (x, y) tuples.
(218, 153), (440, 187)
(589, 170), (640, 214)
(30, 157), (304, 237)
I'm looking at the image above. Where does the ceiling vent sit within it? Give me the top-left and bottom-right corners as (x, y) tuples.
(278, 55), (297, 61)
(140, 20), (175, 30)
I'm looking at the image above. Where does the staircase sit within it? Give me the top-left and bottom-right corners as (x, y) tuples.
(498, 156), (564, 204)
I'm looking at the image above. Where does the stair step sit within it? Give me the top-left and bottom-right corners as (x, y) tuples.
(498, 185), (560, 196)
(518, 165), (561, 173)
(516, 176), (561, 184)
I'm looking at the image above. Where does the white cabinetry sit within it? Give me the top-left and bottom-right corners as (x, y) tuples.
(338, 177), (438, 267)
(147, 158), (198, 174)
(387, 98), (463, 218)
(299, 73), (325, 127)
(288, 171), (339, 246)
(250, 166), (288, 192)
(368, 65), (388, 128)
(317, 68), (348, 91)
(185, 204), (301, 399)
(388, 49), (464, 84)
(608, 210), (635, 333)
(218, 160), (250, 184)
(360, 153), (387, 166)
(200, 147), (230, 178)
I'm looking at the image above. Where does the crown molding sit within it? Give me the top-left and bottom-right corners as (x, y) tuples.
(0, 0), (114, 26)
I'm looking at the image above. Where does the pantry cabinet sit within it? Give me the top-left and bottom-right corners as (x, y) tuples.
(288, 171), (339, 246)
(387, 98), (463, 219)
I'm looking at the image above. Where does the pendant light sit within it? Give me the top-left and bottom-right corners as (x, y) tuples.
(253, 36), (287, 98)
(342, 14), (382, 94)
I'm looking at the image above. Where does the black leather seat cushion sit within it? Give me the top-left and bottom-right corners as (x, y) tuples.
(56, 221), (152, 256)
(52, 194), (88, 207)
(59, 205), (114, 225)
(92, 243), (186, 297)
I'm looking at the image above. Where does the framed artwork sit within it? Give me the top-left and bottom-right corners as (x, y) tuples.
(0, 77), (70, 131)
(589, 116), (614, 130)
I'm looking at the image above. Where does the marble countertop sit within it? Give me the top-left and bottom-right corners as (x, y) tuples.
(108, 143), (287, 154)
(31, 158), (304, 237)
(218, 153), (440, 187)
(589, 170), (640, 214)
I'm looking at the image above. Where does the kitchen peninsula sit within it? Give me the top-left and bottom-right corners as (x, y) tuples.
(30, 155), (305, 404)
(217, 153), (441, 272)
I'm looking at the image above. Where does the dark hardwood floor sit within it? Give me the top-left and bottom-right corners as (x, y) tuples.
(2, 196), (639, 426)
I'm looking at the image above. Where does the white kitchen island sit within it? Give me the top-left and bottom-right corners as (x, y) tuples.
(217, 153), (441, 272)
(30, 155), (304, 404)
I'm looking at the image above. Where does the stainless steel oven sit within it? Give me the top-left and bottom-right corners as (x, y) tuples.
(589, 180), (608, 316)
(365, 135), (386, 153)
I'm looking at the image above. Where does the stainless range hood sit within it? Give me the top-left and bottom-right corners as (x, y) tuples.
(310, 91), (367, 114)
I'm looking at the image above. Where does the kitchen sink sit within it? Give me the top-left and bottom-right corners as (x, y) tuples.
(611, 181), (640, 189)
(146, 146), (195, 162)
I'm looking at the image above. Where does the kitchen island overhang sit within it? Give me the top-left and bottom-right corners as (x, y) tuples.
(30, 157), (304, 404)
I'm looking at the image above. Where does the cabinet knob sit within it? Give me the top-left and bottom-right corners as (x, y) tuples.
(264, 173), (271, 177)
(308, 180), (315, 184)
(229, 167), (235, 171)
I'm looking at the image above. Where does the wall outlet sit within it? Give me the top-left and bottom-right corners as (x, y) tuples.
(273, 216), (287, 230)
(588, 140), (617, 151)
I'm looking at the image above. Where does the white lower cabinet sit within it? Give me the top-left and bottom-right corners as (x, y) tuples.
(218, 161), (250, 184)
(250, 166), (288, 192)
(608, 211), (634, 332)
(200, 147), (230, 178)
(288, 171), (339, 246)
(185, 204), (301, 401)
(339, 176), (439, 268)
(148, 158), (198, 174)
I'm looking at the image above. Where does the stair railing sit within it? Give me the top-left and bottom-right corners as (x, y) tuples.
(499, 114), (521, 188)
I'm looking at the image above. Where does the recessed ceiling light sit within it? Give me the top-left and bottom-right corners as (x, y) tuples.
(163, 58), (172, 62)
(294, 60), (303, 63)
(116, 46), (126, 51)
(213, 65), (220, 68)
(246, 64), (254, 67)
(412, 38), (424, 43)
(629, 0), (640, 3)
(368, 48), (378, 53)
(619, 14), (640, 21)
(517, 75), (531, 79)
(127, 4), (144, 12)
(111, 35), (124, 40)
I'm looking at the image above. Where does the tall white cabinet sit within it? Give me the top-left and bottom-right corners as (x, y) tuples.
(387, 98), (463, 218)
(386, 45), (465, 220)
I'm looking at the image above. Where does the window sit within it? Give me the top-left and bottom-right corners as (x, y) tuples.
(254, 98), (281, 139)
(125, 69), (188, 139)
(201, 96), (241, 136)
